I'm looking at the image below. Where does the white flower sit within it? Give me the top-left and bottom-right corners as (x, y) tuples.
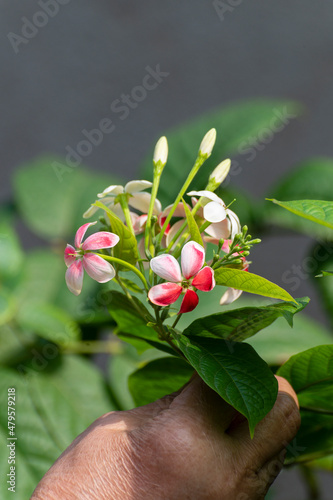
(199, 128), (216, 157)
(83, 180), (161, 219)
(187, 190), (241, 240)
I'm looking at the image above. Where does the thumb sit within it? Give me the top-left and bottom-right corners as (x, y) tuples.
(230, 375), (301, 467)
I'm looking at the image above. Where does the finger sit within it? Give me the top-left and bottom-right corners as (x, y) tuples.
(229, 376), (301, 468)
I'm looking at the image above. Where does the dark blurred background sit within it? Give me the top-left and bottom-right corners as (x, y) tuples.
(2, 1), (333, 325)
(1, 2), (333, 497)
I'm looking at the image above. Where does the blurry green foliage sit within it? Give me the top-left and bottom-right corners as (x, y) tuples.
(1, 100), (333, 498)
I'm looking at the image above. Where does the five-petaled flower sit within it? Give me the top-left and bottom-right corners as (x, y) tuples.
(64, 222), (119, 296)
(83, 180), (161, 224)
(188, 190), (241, 241)
(148, 241), (215, 314)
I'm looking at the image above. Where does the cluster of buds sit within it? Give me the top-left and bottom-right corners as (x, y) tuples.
(64, 129), (259, 325)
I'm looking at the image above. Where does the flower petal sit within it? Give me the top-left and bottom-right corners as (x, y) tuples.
(65, 260), (84, 296)
(227, 209), (241, 239)
(221, 240), (232, 253)
(106, 202), (125, 221)
(124, 180), (152, 193)
(148, 282), (183, 306)
(150, 254), (182, 282)
(179, 289), (199, 314)
(160, 203), (187, 220)
(81, 232), (119, 251)
(203, 201), (227, 223)
(165, 219), (188, 248)
(83, 204), (99, 219)
(220, 288), (243, 305)
(64, 244), (77, 267)
(74, 222), (97, 248)
(82, 254), (116, 283)
(97, 185), (123, 198)
(132, 214), (148, 235)
(128, 192), (151, 213)
(187, 190), (222, 204)
(153, 197), (162, 215)
(192, 266), (215, 292)
(181, 241), (205, 279)
(204, 220), (230, 240)
(191, 197), (204, 218)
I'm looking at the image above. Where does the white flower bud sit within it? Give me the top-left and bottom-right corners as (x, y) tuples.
(199, 128), (216, 157)
(209, 159), (231, 185)
(153, 136), (168, 165)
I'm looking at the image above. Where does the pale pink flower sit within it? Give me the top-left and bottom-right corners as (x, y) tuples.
(148, 241), (215, 314)
(64, 222), (119, 296)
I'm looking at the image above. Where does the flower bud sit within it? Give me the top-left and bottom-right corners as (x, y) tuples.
(209, 159), (231, 185)
(199, 128), (216, 157)
(153, 136), (168, 166)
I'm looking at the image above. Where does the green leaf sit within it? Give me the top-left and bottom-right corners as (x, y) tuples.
(247, 311), (333, 366)
(16, 303), (81, 344)
(307, 454), (333, 471)
(277, 345), (333, 413)
(140, 99), (302, 206)
(266, 158), (333, 239)
(0, 355), (117, 499)
(316, 270), (333, 277)
(119, 278), (144, 294)
(284, 412), (333, 465)
(182, 200), (204, 246)
(214, 267), (296, 303)
(128, 357), (194, 407)
(0, 289), (15, 326)
(15, 250), (64, 305)
(268, 199), (333, 230)
(94, 201), (139, 266)
(13, 156), (120, 240)
(308, 242), (333, 328)
(0, 213), (24, 281)
(107, 291), (173, 354)
(183, 298), (308, 342)
(175, 335), (278, 435)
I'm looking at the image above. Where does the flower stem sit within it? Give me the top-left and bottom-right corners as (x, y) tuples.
(116, 275), (149, 321)
(153, 307), (184, 357)
(95, 253), (149, 291)
(119, 194), (135, 235)
(145, 175), (162, 260)
(171, 313), (182, 329)
(157, 154), (208, 244)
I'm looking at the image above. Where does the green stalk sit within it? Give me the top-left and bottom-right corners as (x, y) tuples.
(119, 194), (134, 235)
(171, 313), (182, 329)
(145, 162), (164, 258)
(95, 253), (149, 291)
(157, 154), (208, 244)
(164, 195), (209, 254)
(61, 340), (123, 354)
(116, 276), (150, 321)
(199, 220), (211, 233)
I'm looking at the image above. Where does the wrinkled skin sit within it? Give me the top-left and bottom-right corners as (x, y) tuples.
(31, 375), (300, 500)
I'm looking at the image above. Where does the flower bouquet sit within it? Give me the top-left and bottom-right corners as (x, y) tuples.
(64, 128), (309, 437)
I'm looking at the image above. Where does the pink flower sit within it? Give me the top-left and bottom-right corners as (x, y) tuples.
(64, 222), (119, 295)
(148, 241), (215, 314)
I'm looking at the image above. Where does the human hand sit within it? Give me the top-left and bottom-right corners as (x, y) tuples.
(31, 375), (300, 500)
